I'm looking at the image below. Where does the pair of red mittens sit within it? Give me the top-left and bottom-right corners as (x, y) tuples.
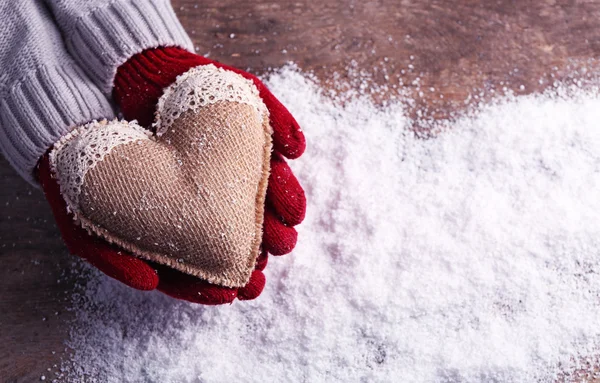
(37, 47), (306, 305)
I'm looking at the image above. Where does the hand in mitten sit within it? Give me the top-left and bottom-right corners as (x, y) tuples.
(37, 49), (306, 305)
(113, 48), (307, 303)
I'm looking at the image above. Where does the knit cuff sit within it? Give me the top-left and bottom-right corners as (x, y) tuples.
(0, 64), (115, 186)
(63, 0), (194, 94)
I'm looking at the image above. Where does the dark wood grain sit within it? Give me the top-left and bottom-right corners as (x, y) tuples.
(176, 0), (600, 120)
(2, 1), (600, 381)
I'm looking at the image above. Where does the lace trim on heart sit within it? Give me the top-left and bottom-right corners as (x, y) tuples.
(154, 64), (270, 136)
(49, 119), (152, 213)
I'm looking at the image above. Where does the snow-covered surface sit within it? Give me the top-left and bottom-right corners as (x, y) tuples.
(60, 68), (600, 382)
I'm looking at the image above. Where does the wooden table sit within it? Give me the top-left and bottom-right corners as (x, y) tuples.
(2, 1), (600, 381)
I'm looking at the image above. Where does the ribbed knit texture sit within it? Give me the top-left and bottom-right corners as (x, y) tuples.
(0, 2), (114, 185)
(0, 1), (194, 184)
(45, 0), (195, 93)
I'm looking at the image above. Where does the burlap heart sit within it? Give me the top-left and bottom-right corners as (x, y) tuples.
(49, 65), (272, 287)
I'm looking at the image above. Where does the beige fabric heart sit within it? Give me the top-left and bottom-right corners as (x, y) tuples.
(49, 65), (272, 287)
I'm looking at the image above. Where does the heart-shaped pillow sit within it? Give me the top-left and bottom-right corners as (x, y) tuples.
(49, 65), (272, 288)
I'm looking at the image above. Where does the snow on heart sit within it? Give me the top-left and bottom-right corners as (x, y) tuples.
(57, 67), (600, 383)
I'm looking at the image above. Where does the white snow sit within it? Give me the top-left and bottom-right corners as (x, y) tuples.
(59, 67), (600, 382)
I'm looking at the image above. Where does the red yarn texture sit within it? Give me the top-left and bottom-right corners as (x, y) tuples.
(37, 46), (305, 305)
(267, 152), (306, 226)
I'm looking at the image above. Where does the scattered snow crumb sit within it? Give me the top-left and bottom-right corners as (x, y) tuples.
(61, 67), (600, 383)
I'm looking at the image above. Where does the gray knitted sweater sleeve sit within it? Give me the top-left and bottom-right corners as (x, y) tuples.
(44, 0), (194, 93)
(0, 0), (193, 185)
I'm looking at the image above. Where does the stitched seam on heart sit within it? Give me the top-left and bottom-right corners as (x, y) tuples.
(49, 119), (152, 215)
(154, 64), (271, 136)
